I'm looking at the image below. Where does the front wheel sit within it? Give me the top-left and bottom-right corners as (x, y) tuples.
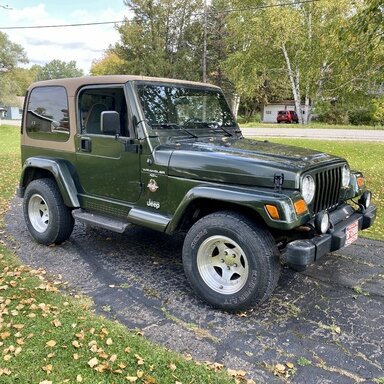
(23, 178), (74, 245)
(182, 211), (280, 311)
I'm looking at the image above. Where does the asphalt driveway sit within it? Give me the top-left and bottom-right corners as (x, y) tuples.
(4, 197), (384, 383)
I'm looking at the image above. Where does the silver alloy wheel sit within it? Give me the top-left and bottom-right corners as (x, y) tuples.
(197, 235), (249, 295)
(28, 193), (50, 233)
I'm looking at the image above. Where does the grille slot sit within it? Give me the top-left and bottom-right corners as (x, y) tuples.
(312, 167), (342, 213)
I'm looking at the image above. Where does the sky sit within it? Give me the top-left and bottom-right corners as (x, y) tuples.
(0, 1), (133, 74)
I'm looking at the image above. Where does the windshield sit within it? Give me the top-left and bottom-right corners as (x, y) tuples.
(137, 83), (236, 130)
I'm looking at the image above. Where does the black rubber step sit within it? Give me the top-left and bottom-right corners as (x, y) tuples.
(72, 209), (129, 233)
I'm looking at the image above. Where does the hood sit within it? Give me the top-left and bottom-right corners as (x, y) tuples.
(158, 138), (345, 189)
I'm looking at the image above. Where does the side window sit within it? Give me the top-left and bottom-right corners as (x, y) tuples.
(78, 87), (128, 136)
(26, 86), (70, 141)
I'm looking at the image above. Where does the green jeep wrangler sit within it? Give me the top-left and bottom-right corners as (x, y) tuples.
(18, 75), (376, 311)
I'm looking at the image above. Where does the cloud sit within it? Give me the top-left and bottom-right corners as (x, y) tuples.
(8, 4), (48, 22)
(26, 37), (95, 51)
(1, 3), (132, 74)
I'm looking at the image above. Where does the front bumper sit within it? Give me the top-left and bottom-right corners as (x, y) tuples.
(285, 203), (377, 267)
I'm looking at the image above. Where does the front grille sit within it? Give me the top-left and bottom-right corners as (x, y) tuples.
(312, 167), (342, 213)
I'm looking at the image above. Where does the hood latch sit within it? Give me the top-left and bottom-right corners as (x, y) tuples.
(274, 173), (284, 192)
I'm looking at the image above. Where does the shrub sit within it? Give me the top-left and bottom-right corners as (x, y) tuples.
(372, 97), (384, 125)
(237, 113), (261, 124)
(317, 104), (349, 125)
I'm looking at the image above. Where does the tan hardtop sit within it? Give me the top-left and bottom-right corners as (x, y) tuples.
(28, 75), (220, 97)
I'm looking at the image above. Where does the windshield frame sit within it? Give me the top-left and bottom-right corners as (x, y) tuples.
(134, 80), (238, 136)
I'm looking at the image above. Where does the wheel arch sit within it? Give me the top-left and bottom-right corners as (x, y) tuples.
(165, 185), (275, 234)
(18, 157), (80, 208)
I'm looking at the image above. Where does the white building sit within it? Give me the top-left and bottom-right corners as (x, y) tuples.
(262, 101), (306, 123)
(3, 96), (25, 120)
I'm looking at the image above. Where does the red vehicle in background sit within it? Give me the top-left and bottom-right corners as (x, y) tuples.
(277, 110), (299, 124)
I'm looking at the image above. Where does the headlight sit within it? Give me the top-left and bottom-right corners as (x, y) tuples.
(301, 175), (315, 204)
(342, 164), (350, 187)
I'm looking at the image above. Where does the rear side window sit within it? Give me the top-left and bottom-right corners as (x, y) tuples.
(26, 86), (70, 141)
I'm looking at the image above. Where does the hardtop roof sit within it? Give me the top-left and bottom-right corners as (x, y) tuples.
(28, 75), (221, 96)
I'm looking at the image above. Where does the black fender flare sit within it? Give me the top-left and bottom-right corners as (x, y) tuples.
(18, 157), (80, 208)
(165, 185), (309, 233)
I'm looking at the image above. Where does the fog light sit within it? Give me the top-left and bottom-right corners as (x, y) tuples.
(358, 191), (371, 210)
(314, 211), (330, 234)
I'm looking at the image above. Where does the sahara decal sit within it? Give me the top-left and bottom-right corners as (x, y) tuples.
(142, 168), (166, 175)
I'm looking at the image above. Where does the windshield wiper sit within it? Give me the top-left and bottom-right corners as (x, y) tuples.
(178, 127), (199, 138)
(206, 123), (233, 137)
(151, 123), (198, 138)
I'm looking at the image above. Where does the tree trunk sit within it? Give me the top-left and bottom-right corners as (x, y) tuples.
(304, 92), (311, 124)
(304, 5), (312, 124)
(281, 44), (303, 124)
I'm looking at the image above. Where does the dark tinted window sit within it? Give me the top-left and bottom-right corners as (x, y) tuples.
(26, 86), (70, 141)
(78, 87), (128, 136)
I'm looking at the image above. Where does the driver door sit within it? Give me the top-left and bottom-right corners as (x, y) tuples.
(75, 85), (141, 206)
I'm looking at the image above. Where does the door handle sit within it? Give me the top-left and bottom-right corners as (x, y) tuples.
(80, 137), (92, 152)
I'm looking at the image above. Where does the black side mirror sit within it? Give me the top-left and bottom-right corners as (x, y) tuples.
(101, 111), (121, 136)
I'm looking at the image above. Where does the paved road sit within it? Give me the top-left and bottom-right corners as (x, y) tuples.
(242, 127), (384, 141)
(4, 198), (384, 383)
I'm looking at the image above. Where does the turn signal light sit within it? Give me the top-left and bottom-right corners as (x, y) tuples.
(294, 199), (308, 216)
(357, 176), (365, 188)
(265, 204), (280, 220)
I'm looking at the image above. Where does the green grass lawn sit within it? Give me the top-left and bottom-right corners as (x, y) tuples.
(240, 122), (384, 130)
(0, 125), (20, 220)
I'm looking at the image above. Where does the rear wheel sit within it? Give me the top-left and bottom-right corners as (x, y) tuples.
(182, 211), (280, 311)
(23, 178), (74, 245)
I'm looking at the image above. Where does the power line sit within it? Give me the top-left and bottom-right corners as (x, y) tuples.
(0, 20), (119, 29)
(198, 0), (319, 16)
(0, 0), (319, 30)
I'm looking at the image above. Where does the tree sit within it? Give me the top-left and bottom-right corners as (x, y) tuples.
(9, 67), (37, 95)
(224, 0), (384, 124)
(107, 0), (204, 81)
(352, 0), (383, 44)
(35, 60), (83, 81)
(90, 52), (126, 75)
(0, 31), (28, 105)
(0, 31), (28, 72)
(205, 0), (232, 89)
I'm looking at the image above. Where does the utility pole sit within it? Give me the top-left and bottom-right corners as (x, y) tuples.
(203, 0), (207, 83)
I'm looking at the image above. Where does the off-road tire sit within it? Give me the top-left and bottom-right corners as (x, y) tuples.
(182, 211), (281, 311)
(23, 178), (74, 245)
